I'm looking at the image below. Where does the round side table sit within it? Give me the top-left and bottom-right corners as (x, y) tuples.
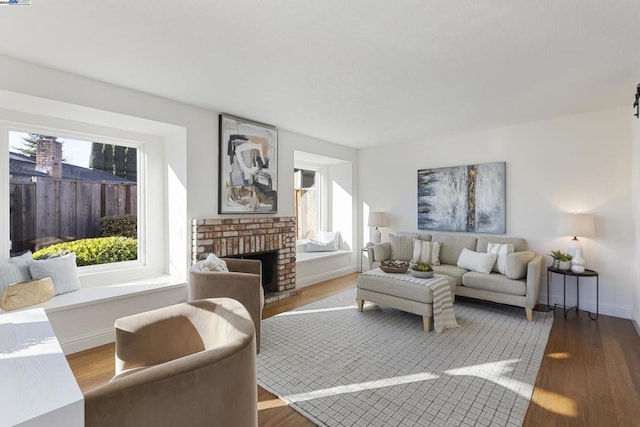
(547, 267), (598, 320)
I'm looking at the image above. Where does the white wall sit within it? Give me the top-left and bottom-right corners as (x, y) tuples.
(633, 112), (640, 331)
(0, 55), (358, 272)
(0, 56), (359, 351)
(359, 108), (635, 319)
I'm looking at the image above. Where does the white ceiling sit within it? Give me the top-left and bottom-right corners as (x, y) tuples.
(0, 1), (638, 149)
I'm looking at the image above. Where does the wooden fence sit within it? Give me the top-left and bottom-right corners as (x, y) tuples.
(10, 179), (137, 253)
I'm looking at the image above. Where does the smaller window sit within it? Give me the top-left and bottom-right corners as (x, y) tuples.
(294, 168), (319, 240)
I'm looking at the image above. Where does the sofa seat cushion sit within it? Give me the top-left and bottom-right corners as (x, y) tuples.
(432, 264), (468, 286)
(461, 272), (526, 296)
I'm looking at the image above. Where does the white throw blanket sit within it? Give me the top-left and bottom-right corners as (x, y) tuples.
(362, 268), (459, 333)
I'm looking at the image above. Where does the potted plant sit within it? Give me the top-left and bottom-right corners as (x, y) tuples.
(549, 250), (573, 270)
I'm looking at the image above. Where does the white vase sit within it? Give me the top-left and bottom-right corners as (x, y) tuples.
(571, 248), (585, 273)
(559, 260), (571, 270)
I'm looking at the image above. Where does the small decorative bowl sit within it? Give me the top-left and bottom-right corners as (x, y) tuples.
(410, 269), (434, 279)
(380, 260), (410, 274)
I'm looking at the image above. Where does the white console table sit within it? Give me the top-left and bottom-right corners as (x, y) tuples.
(0, 308), (84, 426)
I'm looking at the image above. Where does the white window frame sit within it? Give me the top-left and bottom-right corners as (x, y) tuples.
(0, 113), (176, 286)
(6, 126), (146, 269)
(294, 164), (323, 243)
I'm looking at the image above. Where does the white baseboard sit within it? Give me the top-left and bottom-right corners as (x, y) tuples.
(60, 327), (115, 355)
(539, 292), (632, 319)
(633, 319), (640, 336)
(296, 266), (358, 288)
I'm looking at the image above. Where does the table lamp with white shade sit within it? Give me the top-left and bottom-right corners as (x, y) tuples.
(367, 211), (388, 245)
(561, 213), (595, 273)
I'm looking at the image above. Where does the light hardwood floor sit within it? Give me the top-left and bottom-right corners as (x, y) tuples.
(67, 273), (640, 426)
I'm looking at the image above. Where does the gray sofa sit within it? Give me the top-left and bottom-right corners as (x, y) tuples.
(367, 233), (543, 321)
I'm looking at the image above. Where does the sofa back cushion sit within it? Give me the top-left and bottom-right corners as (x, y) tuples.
(430, 234), (478, 265)
(476, 236), (527, 253)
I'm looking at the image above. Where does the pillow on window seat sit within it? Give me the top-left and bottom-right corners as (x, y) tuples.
(306, 231), (341, 252)
(29, 253), (81, 295)
(0, 252), (34, 299)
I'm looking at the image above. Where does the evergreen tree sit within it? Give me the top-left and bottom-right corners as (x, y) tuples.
(15, 134), (55, 157)
(89, 142), (106, 171)
(89, 142), (137, 181)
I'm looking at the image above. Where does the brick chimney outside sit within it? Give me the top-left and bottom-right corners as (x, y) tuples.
(35, 136), (62, 179)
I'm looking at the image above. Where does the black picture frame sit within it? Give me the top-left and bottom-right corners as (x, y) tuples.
(218, 114), (278, 214)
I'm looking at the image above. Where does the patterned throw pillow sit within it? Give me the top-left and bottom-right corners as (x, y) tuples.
(388, 234), (414, 261)
(0, 259), (33, 300)
(411, 240), (441, 265)
(487, 243), (514, 275)
(29, 253), (81, 295)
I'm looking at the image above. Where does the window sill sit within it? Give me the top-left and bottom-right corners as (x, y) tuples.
(296, 249), (352, 264)
(12, 275), (186, 314)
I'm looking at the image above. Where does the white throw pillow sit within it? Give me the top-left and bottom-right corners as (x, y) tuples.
(411, 239), (441, 265)
(307, 230), (341, 252)
(389, 234), (414, 261)
(200, 253), (229, 272)
(29, 253), (81, 295)
(457, 248), (498, 274)
(487, 243), (514, 275)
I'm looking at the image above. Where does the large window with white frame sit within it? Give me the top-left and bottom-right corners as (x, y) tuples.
(7, 129), (143, 268)
(0, 91), (187, 288)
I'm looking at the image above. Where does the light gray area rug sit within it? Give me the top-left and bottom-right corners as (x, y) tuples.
(257, 289), (553, 427)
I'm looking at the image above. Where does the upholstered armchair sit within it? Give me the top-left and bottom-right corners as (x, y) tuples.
(84, 298), (257, 427)
(189, 258), (264, 352)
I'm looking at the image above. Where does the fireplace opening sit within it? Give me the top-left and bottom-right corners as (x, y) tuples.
(227, 251), (278, 292)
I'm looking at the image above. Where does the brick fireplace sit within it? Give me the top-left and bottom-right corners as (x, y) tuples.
(192, 217), (296, 292)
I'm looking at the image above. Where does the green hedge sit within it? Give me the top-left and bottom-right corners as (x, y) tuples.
(99, 214), (137, 238)
(33, 237), (137, 266)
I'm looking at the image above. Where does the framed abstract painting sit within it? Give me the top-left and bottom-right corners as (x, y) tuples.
(218, 114), (278, 214)
(417, 161), (506, 233)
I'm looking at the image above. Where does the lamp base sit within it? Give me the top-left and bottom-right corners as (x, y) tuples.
(567, 237), (581, 258)
(370, 227), (381, 244)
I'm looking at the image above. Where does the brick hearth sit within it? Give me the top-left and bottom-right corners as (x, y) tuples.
(192, 217), (296, 292)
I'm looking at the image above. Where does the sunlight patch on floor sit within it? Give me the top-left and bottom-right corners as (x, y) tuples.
(445, 359), (533, 398)
(547, 352), (571, 360)
(282, 372), (440, 403)
(530, 388), (578, 417)
(275, 305), (355, 317)
(258, 397), (287, 410)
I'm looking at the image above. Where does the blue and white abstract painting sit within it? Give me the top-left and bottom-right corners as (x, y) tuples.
(417, 162), (506, 233)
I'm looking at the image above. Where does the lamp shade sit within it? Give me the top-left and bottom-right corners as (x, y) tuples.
(562, 213), (595, 238)
(367, 211), (388, 228)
